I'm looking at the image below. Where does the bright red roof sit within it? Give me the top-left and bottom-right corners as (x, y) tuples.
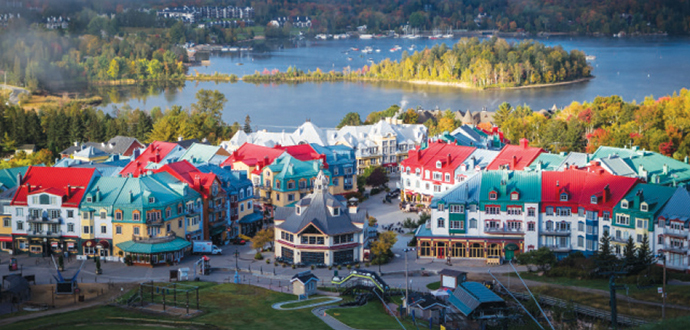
(486, 139), (544, 171)
(155, 161), (223, 199)
(120, 141), (180, 177)
(577, 168), (639, 211)
(220, 143), (285, 169)
(11, 166), (96, 207)
(401, 141), (476, 184)
(274, 144), (324, 162)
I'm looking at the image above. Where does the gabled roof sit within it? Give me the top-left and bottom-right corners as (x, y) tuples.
(155, 161), (222, 199)
(576, 168), (639, 209)
(614, 183), (676, 216)
(527, 153), (567, 171)
(479, 170), (541, 203)
(0, 166), (29, 192)
(178, 143), (230, 165)
(266, 154), (331, 183)
(401, 141), (475, 173)
(291, 271), (319, 284)
(175, 138), (208, 149)
(591, 146), (690, 185)
(431, 172), (482, 207)
(486, 139), (544, 171)
(454, 149), (500, 177)
(11, 167), (96, 207)
(73, 146), (108, 159)
(541, 168), (589, 205)
(120, 141), (183, 177)
(220, 143), (285, 168)
(275, 144), (323, 162)
(275, 172), (365, 236)
(556, 152), (590, 171)
(449, 281), (503, 317)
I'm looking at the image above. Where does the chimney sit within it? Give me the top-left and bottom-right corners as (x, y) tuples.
(26, 183), (31, 192)
(95, 187), (101, 202)
(348, 197), (359, 214)
(66, 184), (71, 197)
(511, 155), (517, 170)
(663, 164), (669, 175)
(520, 138), (529, 149)
(194, 175), (201, 188)
(638, 164), (647, 181)
(685, 156), (689, 164)
(155, 150), (161, 162)
(178, 136), (183, 142)
(74, 141), (79, 147)
(129, 190), (133, 202)
(16, 172), (21, 186)
(101, 142), (106, 147)
(603, 184), (610, 203)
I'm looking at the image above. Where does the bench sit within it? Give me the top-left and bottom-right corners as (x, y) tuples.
(486, 257), (501, 266)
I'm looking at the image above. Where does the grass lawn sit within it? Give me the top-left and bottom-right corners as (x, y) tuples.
(327, 301), (440, 330)
(4, 282), (330, 330)
(511, 272), (690, 306)
(426, 281), (441, 290)
(280, 297), (336, 309)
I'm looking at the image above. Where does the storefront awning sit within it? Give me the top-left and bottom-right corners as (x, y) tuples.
(82, 239), (96, 247)
(117, 237), (191, 254)
(0, 236), (12, 242)
(210, 225), (226, 237)
(239, 212), (263, 224)
(505, 243), (519, 251)
(97, 240), (110, 248)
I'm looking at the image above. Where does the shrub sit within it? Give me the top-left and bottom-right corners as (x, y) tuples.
(311, 265), (315, 270)
(291, 264), (296, 269)
(408, 236), (417, 247)
(328, 265), (333, 270)
(370, 188), (381, 195)
(337, 265), (342, 270)
(347, 264), (352, 270)
(365, 262), (370, 267)
(254, 252), (264, 260)
(266, 258), (271, 264)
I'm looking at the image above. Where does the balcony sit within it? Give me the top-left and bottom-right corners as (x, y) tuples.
(132, 232), (176, 243)
(662, 228), (688, 239)
(29, 230), (62, 238)
(27, 216), (62, 224)
(484, 227), (524, 235)
(540, 229), (571, 236)
(611, 236), (629, 243)
(544, 245), (572, 253)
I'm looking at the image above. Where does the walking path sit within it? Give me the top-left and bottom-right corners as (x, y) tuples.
(312, 305), (358, 330)
(272, 297), (342, 310)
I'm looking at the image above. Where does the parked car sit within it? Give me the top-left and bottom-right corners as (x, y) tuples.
(230, 238), (246, 245)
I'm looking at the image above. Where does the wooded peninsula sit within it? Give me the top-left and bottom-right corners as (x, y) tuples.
(243, 37), (593, 89)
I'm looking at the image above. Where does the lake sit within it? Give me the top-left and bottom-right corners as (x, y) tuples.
(97, 36), (690, 130)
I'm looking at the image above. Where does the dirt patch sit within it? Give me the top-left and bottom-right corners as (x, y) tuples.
(22, 282), (136, 310)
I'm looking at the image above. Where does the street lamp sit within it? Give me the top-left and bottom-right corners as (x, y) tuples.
(234, 248), (239, 270)
(402, 247), (416, 315)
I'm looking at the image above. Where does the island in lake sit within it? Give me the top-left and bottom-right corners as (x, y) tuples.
(242, 37), (593, 90)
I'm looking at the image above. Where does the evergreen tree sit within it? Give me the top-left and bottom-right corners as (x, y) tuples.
(596, 230), (617, 273)
(623, 236), (637, 268)
(493, 102), (512, 128)
(636, 233), (654, 274)
(243, 115), (252, 133)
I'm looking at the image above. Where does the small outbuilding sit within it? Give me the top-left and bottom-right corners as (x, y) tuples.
(291, 271), (319, 298)
(406, 292), (448, 325)
(439, 269), (467, 289)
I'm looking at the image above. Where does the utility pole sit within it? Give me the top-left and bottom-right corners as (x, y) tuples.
(663, 254), (667, 321)
(402, 247), (415, 315)
(234, 248), (239, 270)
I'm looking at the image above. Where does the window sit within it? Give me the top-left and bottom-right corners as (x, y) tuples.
(288, 194), (295, 202)
(30, 246), (42, 253)
(469, 205), (477, 212)
(133, 227), (140, 235)
(590, 196), (598, 204)
(177, 204), (183, 214)
(506, 221), (521, 231)
(240, 204), (244, 212)
(578, 207), (585, 216)
(287, 181), (295, 189)
(425, 170), (430, 179)
(133, 212), (140, 221)
(16, 221), (23, 230)
(115, 211), (122, 220)
(148, 197), (155, 203)
(101, 225), (107, 234)
(2, 218), (9, 227)
(246, 188), (252, 197)
(615, 214), (630, 226)
(433, 172), (442, 181)
(469, 219), (477, 229)
(578, 222), (584, 232)
(640, 203), (648, 212)
(485, 220), (500, 231)
(67, 223), (74, 232)
(507, 207), (522, 215)
(438, 204), (445, 212)
(100, 211), (106, 219)
(485, 206), (500, 215)
(166, 223), (171, 232)
(116, 226), (122, 234)
(603, 212), (610, 221)
(637, 234), (643, 243)
(578, 236), (584, 248)
(67, 210), (74, 218)
(560, 193), (568, 201)
(528, 208), (535, 217)
(621, 200), (628, 209)
(16, 208), (23, 216)
(510, 192), (519, 201)
(433, 185), (441, 193)
(248, 201), (252, 209)
(556, 208), (571, 216)
(546, 221), (553, 231)
(435, 161), (442, 169)
(178, 220), (182, 228)
(437, 218), (445, 228)
(166, 208), (171, 218)
(546, 207), (553, 216)
(450, 205), (464, 213)
(450, 220), (463, 230)
(489, 192), (497, 200)
(636, 219), (649, 229)
(445, 173), (451, 182)
(527, 222), (535, 231)
(333, 178), (339, 186)
(86, 196), (92, 203)
(83, 226), (90, 234)
(275, 180), (281, 189)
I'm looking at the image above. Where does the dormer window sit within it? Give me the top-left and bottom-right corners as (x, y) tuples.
(510, 192), (519, 201)
(621, 200), (628, 209)
(560, 193), (568, 202)
(296, 206), (301, 215)
(436, 161), (442, 169)
(590, 195), (597, 204)
(86, 196), (92, 203)
(640, 203), (648, 212)
(149, 197), (155, 203)
(212, 183), (219, 196)
(489, 191), (497, 200)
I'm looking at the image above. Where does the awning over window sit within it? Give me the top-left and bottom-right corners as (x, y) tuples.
(82, 239), (96, 247)
(97, 240), (110, 248)
(0, 236), (12, 242)
(117, 237), (191, 254)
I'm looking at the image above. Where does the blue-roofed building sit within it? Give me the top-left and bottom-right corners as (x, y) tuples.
(447, 281), (506, 320)
(196, 163), (262, 237)
(310, 144), (357, 195)
(0, 167), (29, 253)
(526, 152), (567, 172)
(655, 187), (690, 272)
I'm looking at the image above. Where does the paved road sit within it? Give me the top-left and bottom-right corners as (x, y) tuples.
(0, 84), (29, 105)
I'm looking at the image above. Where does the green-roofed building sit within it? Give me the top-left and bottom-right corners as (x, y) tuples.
(259, 154), (332, 207)
(526, 153), (567, 172)
(591, 146), (690, 186)
(610, 183), (676, 255)
(80, 172), (201, 265)
(0, 167), (29, 253)
(178, 142), (231, 165)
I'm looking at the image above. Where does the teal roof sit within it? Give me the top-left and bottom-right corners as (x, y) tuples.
(527, 153), (567, 171)
(613, 183), (676, 217)
(460, 282), (503, 303)
(117, 237), (191, 254)
(179, 143), (225, 165)
(479, 170), (541, 203)
(81, 172), (200, 219)
(591, 146), (690, 185)
(0, 166), (28, 191)
(268, 154), (332, 183)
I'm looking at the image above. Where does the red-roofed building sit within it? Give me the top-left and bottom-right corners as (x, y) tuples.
(399, 141), (476, 204)
(155, 161), (227, 242)
(274, 144), (324, 162)
(10, 166), (98, 257)
(486, 139), (544, 171)
(531, 167), (639, 257)
(120, 141), (185, 177)
(220, 143), (286, 180)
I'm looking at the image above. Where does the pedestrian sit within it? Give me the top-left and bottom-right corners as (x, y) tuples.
(64, 250), (69, 262)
